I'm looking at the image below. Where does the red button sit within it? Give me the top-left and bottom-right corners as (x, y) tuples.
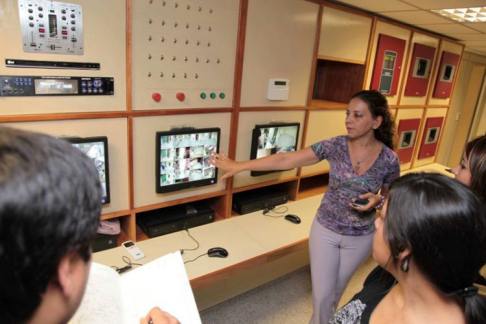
(152, 92), (162, 102)
(39, 28), (45, 33)
(62, 30), (68, 35)
(176, 92), (185, 101)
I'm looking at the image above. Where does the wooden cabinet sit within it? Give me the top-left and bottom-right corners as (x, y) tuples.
(0, 0), (464, 246)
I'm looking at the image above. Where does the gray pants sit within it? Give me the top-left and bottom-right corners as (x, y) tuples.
(309, 218), (374, 324)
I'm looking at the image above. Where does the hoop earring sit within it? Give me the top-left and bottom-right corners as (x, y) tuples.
(400, 257), (409, 272)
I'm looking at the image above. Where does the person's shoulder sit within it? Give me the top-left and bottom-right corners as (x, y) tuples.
(327, 135), (347, 145)
(312, 135), (346, 148)
(380, 145), (399, 162)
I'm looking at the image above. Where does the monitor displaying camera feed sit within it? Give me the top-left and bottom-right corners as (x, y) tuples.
(64, 136), (111, 205)
(250, 123), (300, 176)
(156, 128), (220, 193)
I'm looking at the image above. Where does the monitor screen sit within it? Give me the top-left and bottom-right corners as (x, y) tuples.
(250, 123), (300, 176)
(64, 136), (111, 205)
(156, 128), (220, 193)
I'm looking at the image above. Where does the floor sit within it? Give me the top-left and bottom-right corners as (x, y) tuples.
(199, 256), (378, 324)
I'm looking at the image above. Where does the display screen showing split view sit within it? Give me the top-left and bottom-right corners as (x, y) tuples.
(65, 136), (110, 204)
(250, 123), (300, 176)
(156, 128), (220, 193)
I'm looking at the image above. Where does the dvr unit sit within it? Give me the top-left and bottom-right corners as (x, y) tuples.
(137, 202), (215, 238)
(92, 233), (119, 253)
(232, 187), (288, 215)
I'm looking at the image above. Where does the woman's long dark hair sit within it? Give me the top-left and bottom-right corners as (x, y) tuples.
(384, 173), (486, 324)
(465, 135), (486, 201)
(352, 90), (396, 150)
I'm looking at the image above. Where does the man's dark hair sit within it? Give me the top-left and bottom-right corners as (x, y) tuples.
(0, 126), (102, 323)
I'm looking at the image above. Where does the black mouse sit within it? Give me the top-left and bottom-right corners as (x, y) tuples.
(208, 247), (229, 258)
(285, 214), (301, 224)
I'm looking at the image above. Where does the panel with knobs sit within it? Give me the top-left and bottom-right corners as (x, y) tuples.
(132, 0), (239, 109)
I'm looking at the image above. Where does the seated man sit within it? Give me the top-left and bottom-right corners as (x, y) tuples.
(0, 127), (177, 324)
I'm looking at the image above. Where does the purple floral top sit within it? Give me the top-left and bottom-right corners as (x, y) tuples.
(310, 136), (400, 236)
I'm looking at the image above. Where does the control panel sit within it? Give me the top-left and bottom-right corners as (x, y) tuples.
(0, 76), (114, 96)
(131, 0), (240, 109)
(267, 79), (290, 101)
(18, 0), (84, 55)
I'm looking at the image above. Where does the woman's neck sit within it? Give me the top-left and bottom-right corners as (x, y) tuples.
(348, 134), (379, 148)
(384, 269), (465, 324)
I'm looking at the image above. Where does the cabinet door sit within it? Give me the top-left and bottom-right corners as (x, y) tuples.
(318, 6), (372, 64)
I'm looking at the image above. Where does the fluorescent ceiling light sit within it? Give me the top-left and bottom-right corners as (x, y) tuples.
(432, 7), (486, 23)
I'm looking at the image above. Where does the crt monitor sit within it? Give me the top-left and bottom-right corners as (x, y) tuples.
(250, 122), (300, 176)
(156, 127), (220, 193)
(64, 136), (111, 204)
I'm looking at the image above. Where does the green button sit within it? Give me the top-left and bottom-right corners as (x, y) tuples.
(200, 93), (206, 99)
(210, 92), (216, 99)
(219, 93), (225, 99)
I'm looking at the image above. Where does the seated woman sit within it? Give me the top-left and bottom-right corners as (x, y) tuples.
(329, 173), (486, 324)
(450, 134), (486, 285)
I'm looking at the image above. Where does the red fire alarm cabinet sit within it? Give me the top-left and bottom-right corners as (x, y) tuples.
(432, 51), (460, 98)
(417, 116), (444, 160)
(397, 118), (421, 164)
(370, 34), (406, 96)
(404, 43), (436, 97)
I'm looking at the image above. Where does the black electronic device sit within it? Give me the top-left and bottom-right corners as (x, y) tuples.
(249, 122), (300, 176)
(284, 214), (301, 224)
(0, 75), (114, 96)
(208, 247), (229, 258)
(137, 202), (215, 238)
(232, 187), (288, 215)
(92, 233), (118, 253)
(6, 59), (100, 70)
(63, 136), (111, 205)
(352, 198), (369, 207)
(156, 127), (220, 193)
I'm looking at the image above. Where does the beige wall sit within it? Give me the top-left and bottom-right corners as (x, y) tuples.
(0, 0), (127, 114)
(437, 51), (486, 167)
(5, 119), (130, 215)
(240, 0), (319, 107)
(319, 6), (372, 63)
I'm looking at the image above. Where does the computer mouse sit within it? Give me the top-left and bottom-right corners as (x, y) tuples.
(285, 214), (301, 224)
(208, 247), (229, 258)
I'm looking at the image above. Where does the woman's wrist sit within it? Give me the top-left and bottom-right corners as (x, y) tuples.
(375, 194), (385, 209)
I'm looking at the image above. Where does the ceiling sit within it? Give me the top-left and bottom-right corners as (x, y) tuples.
(330, 0), (486, 56)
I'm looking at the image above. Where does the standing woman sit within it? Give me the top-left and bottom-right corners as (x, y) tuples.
(210, 90), (400, 323)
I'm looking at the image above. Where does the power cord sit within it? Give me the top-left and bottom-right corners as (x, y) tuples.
(178, 227), (208, 264)
(179, 228), (200, 255)
(111, 256), (143, 274)
(262, 205), (289, 218)
(184, 252), (209, 264)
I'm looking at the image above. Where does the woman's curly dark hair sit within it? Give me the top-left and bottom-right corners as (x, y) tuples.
(352, 90), (396, 150)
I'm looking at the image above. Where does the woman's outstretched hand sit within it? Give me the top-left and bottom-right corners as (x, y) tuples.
(209, 151), (241, 180)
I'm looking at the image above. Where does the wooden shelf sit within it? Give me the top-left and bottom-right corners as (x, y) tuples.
(231, 177), (298, 194)
(313, 59), (366, 103)
(297, 173), (329, 200)
(310, 99), (347, 110)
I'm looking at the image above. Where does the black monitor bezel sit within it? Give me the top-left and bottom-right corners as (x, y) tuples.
(155, 127), (220, 194)
(64, 136), (111, 205)
(249, 122), (300, 177)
